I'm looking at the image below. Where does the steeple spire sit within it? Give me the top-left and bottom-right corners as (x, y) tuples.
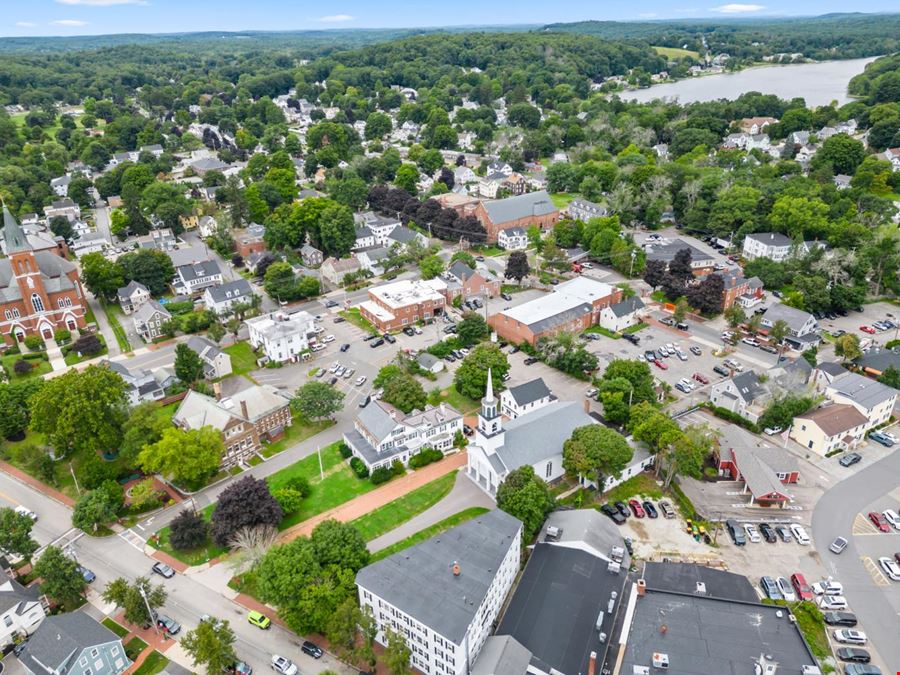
(484, 368), (494, 403)
(2, 201), (31, 254)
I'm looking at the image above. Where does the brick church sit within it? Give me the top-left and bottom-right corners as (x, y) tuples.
(0, 204), (88, 343)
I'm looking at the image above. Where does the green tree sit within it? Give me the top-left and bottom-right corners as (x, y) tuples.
(673, 297), (689, 323)
(33, 546), (87, 608)
(457, 312), (489, 346)
(30, 365), (128, 459)
(383, 627), (413, 675)
(600, 360), (656, 406)
(769, 196), (830, 241)
(597, 377), (633, 426)
(318, 203), (356, 257)
(365, 112), (392, 140)
(175, 343), (205, 384)
(394, 164), (419, 194)
(138, 427), (223, 487)
(119, 401), (169, 465)
(110, 208), (129, 238)
(768, 319), (790, 357)
(813, 133), (867, 175)
(724, 305), (746, 328)
(382, 373), (427, 414)
(118, 248), (175, 296)
(495, 465), (553, 541)
(80, 253), (125, 301)
(72, 481), (123, 533)
(291, 382), (345, 420)
(878, 366), (900, 389)
(0, 506), (39, 560)
(419, 255), (444, 280)
(102, 576), (166, 627)
(834, 334), (863, 361)
(181, 618), (237, 675)
(326, 600), (377, 669)
(562, 425), (633, 490)
(453, 344), (509, 399)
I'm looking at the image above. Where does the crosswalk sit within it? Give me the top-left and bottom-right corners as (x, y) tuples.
(118, 527), (147, 552)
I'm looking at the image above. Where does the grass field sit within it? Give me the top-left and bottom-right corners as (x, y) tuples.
(340, 307), (379, 335)
(432, 387), (480, 415)
(1, 353), (52, 380)
(64, 334), (109, 365)
(102, 617), (129, 638)
(349, 472), (456, 541)
(153, 503), (226, 566)
(653, 46), (701, 60)
(371, 507), (490, 562)
(223, 342), (258, 376)
(102, 302), (132, 352)
(549, 192), (578, 209)
(260, 418), (333, 459)
(133, 651), (169, 675)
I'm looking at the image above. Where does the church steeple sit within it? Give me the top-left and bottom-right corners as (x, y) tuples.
(2, 202), (31, 254)
(477, 368), (502, 440)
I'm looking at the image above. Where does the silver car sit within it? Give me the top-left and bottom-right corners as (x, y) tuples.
(830, 537), (848, 554)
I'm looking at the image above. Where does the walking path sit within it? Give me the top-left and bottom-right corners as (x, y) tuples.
(278, 452), (469, 541)
(88, 295), (121, 357)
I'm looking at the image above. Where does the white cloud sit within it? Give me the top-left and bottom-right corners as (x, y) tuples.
(710, 3), (765, 12)
(51, 19), (89, 26)
(56, 0), (147, 5)
(318, 14), (354, 22)
(15, 21), (38, 27)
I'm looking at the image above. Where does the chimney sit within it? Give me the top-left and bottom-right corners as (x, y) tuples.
(240, 400), (249, 420)
(588, 651), (596, 675)
(637, 578), (647, 597)
(213, 381), (222, 399)
(440, 403), (446, 415)
(452, 561), (461, 576)
(583, 398), (590, 413)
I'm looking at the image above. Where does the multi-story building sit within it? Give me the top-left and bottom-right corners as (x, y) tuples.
(825, 371), (898, 430)
(173, 260), (223, 295)
(0, 576), (46, 649)
(356, 509), (523, 675)
(598, 296), (645, 333)
(360, 278), (447, 332)
(203, 279), (254, 316)
(790, 403), (869, 456)
(643, 239), (716, 275)
(116, 281), (150, 315)
(186, 335), (233, 380)
(246, 310), (316, 363)
(132, 300), (171, 342)
(42, 198), (81, 222)
(760, 303), (819, 348)
(343, 400), (463, 472)
(499, 377), (555, 419)
(320, 257), (362, 286)
(497, 227), (528, 251)
(474, 191), (559, 243)
(442, 261), (500, 302)
(708, 371), (768, 424)
(105, 361), (164, 405)
(0, 206), (88, 343)
(741, 233), (828, 263)
(566, 198), (608, 222)
(18, 613), (130, 675)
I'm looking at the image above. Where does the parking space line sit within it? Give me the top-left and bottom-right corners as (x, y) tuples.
(861, 556), (891, 587)
(853, 513), (880, 535)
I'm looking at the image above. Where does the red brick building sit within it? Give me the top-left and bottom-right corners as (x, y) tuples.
(475, 191), (560, 243)
(360, 278), (447, 332)
(443, 261), (500, 301)
(698, 269), (765, 310)
(0, 205), (88, 343)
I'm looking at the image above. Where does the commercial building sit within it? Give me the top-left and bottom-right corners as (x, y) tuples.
(790, 403), (869, 456)
(825, 371), (898, 429)
(360, 278), (447, 332)
(488, 277), (621, 346)
(246, 310), (316, 363)
(474, 191), (559, 243)
(356, 509), (522, 675)
(714, 426), (799, 507)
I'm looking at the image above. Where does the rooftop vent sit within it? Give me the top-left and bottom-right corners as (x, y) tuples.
(452, 562), (460, 576)
(546, 526), (561, 540)
(652, 653), (669, 669)
(695, 582), (707, 595)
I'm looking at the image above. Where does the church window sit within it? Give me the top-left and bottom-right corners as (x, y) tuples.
(31, 294), (45, 313)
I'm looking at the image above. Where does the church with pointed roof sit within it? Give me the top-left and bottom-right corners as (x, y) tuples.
(0, 204), (88, 343)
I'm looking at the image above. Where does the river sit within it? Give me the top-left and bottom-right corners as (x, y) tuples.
(621, 57), (878, 107)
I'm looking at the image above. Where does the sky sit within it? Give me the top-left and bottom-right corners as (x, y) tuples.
(3, 0), (898, 37)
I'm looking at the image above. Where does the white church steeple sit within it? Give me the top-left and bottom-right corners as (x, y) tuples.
(477, 368), (503, 446)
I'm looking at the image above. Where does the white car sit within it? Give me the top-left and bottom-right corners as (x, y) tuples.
(323, 335), (335, 343)
(270, 656), (298, 675)
(355, 376), (367, 387)
(329, 362), (340, 373)
(311, 344), (326, 352)
(818, 594), (848, 610)
(882, 430), (898, 443)
(879, 556), (900, 581)
(744, 523), (761, 543)
(776, 576), (796, 602)
(882, 508), (900, 529)
(14, 505), (37, 521)
(414, 326), (422, 334)
(813, 580), (844, 596)
(763, 426), (784, 435)
(833, 629), (867, 645)
(790, 524), (810, 545)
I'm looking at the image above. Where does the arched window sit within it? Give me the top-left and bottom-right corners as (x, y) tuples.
(31, 294), (45, 313)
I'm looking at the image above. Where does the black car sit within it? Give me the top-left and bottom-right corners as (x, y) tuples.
(623, 333), (640, 345)
(444, 325), (457, 334)
(329, 376), (338, 385)
(301, 641), (323, 659)
(823, 611), (858, 627)
(501, 293), (512, 301)
(614, 501), (630, 518)
(362, 334), (377, 341)
(837, 648), (870, 664)
(333, 316), (346, 323)
(523, 357), (539, 365)
(643, 500), (658, 518)
(370, 338), (385, 348)
(713, 364), (731, 377)
(383, 333), (396, 344)
(403, 326), (415, 336)
(463, 424), (474, 436)
(600, 504), (626, 525)
(152, 562), (175, 578)
(359, 395), (371, 408)
(340, 343), (350, 352)
(444, 354), (456, 362)
(759, 522), (777, 543)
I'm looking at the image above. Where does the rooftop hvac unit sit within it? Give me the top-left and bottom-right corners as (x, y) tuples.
(546, 526), (560, 540)
(695, 582), (707, 595)
(632, 668), (650, 675)
(610, 546), (625, 563)
(607, 561), (621, 574)
(607, 597), (616, 614)
(595, 610), (605, 631)
(652, 653), (669, 669)
(801, 668), (822, 675)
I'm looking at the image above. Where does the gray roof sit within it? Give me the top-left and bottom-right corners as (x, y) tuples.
(496, 401), (594, 471)
(762, 303), (815, 333)
(828, 371), (898, 409)
(817, 361), (849, 377)
(645, 239), (714, 265)
(538, 508), (629, 565)
(854, 347), (900, 374)
(2, 204), (31, 254)
(500, 226), (526, 237)
(505, 378), (551, 407)
(187, 335), (224, 363)
(386, 225), (420, 244)
(356, 509), (522, 643)
(447, 260), (476, 281)
(607, 296), (644, 318)
(481, 190), (557, 225)
(177, 259), (221, 282)
(205, 278), (252, 304)
(300, 243), (321, 256)
(416, 352), (440, 369)
(356, 400), (401, 445)
(355, 225), (373, 239)
(730, 445), (792, 499)
(472, 636), (532, 675)
(641, 562), (758, 602)
(133, 300), (171, 324)
(731, 370), (765, 404)
(0, 577), (40, 615)
(19, 612), (122, 674)
(747, 231), (792, 248)
(117, 280), (149, 301)
(343, 428), (405, 466)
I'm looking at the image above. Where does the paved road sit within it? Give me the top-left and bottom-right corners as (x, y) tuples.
(92, 206), (111, 242)
(811, 448), (900, 672)
(0, 471), (75, 546)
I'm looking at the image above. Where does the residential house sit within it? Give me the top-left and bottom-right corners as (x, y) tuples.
(321, 257), (362, 286)
(0, 576), (45, 649)
(853, 347), (900, 378)
(300, 243), (323, 267)
(715, 426), (799, 507)
(353, 225), (376, 250)
(760, 303), (819, 349)
(499, 377), (554, 419)
(245, 251), (267, 276)
(356, 509), (522, 675)
(810, 362), (849, 393)
(105, 361), (164, 405)
(478, 172), (507, 199)
(132, 300), (171, 342)
(189, 157), (229, 176)
(790, 403), (869, 456)
(489, 277), (622, 346)
(186, 335), (233, 380)
(198, 215), (218, 238)
(708, 371), (768, 424)
(360, 278), (447, 332)
(355, 212), (400, 245)
(416, 352), (444, 374)
(116, 281), (150, 315)
(567, 198), (608, 223)
(385, 225), (428, 252)
(355, 246), (391, 276)
(246, 310), (316, 363)
(203, 279), (254, 316)
(18, 613), (130, 675)
(454, 166), (477, 185)
(343, 399), (463, 471)
(139, 144), (164, 158)
(50, 175), (71, 198)
(174, 260), (223, 295)
(43, 199), (81, 222)
(442, 261), (500, 302)
(474, 191), (560, 244)
(174, 379), (292, 466)
(643, 238), (716, 274)
(739, 116), (778, 134)
(598, 296), (645, 333)
(497, 227), (528, 251)
(70, 232), (111, 258)
(825, 371), (897, 429)
(834, 174), (852, 190)
(742, 233), (795, 262)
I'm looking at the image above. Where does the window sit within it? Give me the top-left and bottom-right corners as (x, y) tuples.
(12, 308), (19, 318)
(31, 294), (45, 313)
(3, 310), (10, 320)
(90, 648), (99, 658)
(545, 461), (552, 478)
(3, 616), (12, 627)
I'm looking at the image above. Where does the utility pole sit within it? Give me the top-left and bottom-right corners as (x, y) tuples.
(629, 249), (637, 277)
(138, 582), (161, 637)
(317, 445), (324, 480)
(69, 462), (81, 496)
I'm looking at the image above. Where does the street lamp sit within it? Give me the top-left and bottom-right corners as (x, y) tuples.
(138, 581), (161, 637)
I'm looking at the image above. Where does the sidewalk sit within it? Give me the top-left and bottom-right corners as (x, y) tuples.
(0, 460), (76, 507)
(278, 452), (469, 541)
(88, 295), (121, 357)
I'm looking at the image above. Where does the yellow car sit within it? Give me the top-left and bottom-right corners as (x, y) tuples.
(247, 611), (271, 629)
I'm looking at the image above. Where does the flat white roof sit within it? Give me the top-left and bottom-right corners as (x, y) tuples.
(500, 277), (615, 326)
(368, 278), (447, 309)
(360, 300), (394, 322)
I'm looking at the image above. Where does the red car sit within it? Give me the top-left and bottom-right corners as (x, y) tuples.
(791, 573), (813, 601)
(628, 499), (646, 518)
(654, 359), (669, 370)
(868, 512), (890, 532)
(692, 372), (710, 384)
(860, 325), (876, 334)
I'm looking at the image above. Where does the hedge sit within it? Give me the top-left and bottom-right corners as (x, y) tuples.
(370, 460), (405, 485)
(349, 457), (369, 479)
(702, 403), (760, 434)
(338, 443), (352, 459)
(409, 447), (444, 469)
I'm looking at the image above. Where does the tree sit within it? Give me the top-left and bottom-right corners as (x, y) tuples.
(562, 425), (633, 490)
(394, 164), (419, 194)
(138, 427), (223, 488)
(813, 133), (866, 175)
(182, 618), (237, 675)
(382, 373), (427, 414)
(129, 478), (162, 511)
(724, 305), (746, 328)
(454, 344), (510, 399)
(175, 343), (204, 384)
(597, 377), (633, 426)
(686, 273), (725, 314)
(318, 203), (356, 257)
(643, 259), (667, 289)
(30, 365), (128, 459)
(878, 366), (900, 389)
(119, 401), (169, 465)
(0, 507), (39, 560)
(834, 334), (863, 361)
(211, 476), (283, 548)
(311, 519), (370, 570)
(758, 396), (815, 432)
(72, 481), (123, 533)
(673, 297), (689, 323)
(0, 379), (42, 441)
(768, 319), (790, 356)
(110, 208), (129, 238)
(365, 112), (392, 140)
(80, 252), (125, 301)
(382, 627), (413, 675)
(102, 576), (166, 627)
(495, 466), (554, 541)
(419, 255), (444, 280)
(504, 251), (530, 283)
(326, 600), (377, 669)
(292, 382), (345, 420)
(49, 215), (75, 243)
(118, 249), (175, 296)
(457, 312), (489, 346)
(169, 509), (210, 551)
(669, 248), (694, 281)
(33, 546), (87, 608)
(600, 360), (656, 406)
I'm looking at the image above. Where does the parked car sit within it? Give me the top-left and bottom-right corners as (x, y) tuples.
(690, 346), (702, 356)
(790, 524), (810, 545)
(839, 453), (862, 467)
(359, 395), (371, 408)
(790, 573), (813, 601)
(763, 426), (784, 435)
(759, 576), (782, 600)
(523, 357), (539, 365)
(759, 523), (777, 543)
(658, 500), (675, 518)
(628, 499), (645, 518)
(383, 334), (396, 344)
(878, 556), (900, 581)
(743, 523), (761, 543)
(836, 648), (871, 664)
(859, 325), (876, 334)
(868, 512), (891, 532)
(301, 641), (323, 659)
(270, 656), (298, 675)
(225, 662), (253, 675)
(775, 525), (793, 542)
(355, 376), (367, 387)
(600, 504), (626, 525)
(776, 576), (796, 602)
(818, 594), (848, 610)
(329, 376), (338, 385)
(14, 505), (36, 521)
(501, 292), (512, 301)
(726, 519), (746, 546)
(615, 502), (630, 518)
(813, 579), (844, 596)
(843, 664), (882, 675)
(370, 338), (385, 348)
(152, 562), (175, 578)
(340, 343), (350, 352)
(833, 630), (867, 645)
(403, 326), (415, 336)
(692, 372), (709, 384)
(822, 611), (857, 627)
(868, 431), (895, 447)
(883, 508), (900, 529)
(76, 565), (96, 583)
(248, 611), (271, 629)
(654, 359), (668, 370)
(333, 316), (345, 324)
(462, 424), (474, 436)
(642, 500), (658, 518)
(156, 614), (181, 635)
(713, 364), (731, 377)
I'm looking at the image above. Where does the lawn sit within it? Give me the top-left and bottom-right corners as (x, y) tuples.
(102, 617), (129, 638)
(223, 342), (259, 376)
(102, 302), (132, 352)
(340, 308), (379, 335)
(152, 503), (227, 567)
(433, 387), (480, 415)
(471, 244), (505, 257)
(550, 192), (578, 209)
(584, 325), (621, 339)
(603, 473), (663, 503)
(371, 507), (490, 563)
(1, 353), (52, 380)
(260, 418), (333, 459)
(133, 651), (169, 675)
(124, 636), (148, 662)
(349, 472), (456, 541)
(653, 45), (701, 60)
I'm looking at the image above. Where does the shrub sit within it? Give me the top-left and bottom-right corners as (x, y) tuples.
(338, 443), (352, 459)
(24, 336), (43, 351)
(54, 329), (71, 343)
(408, 447), (444, 469)
(13, 359), (32, 375)
(169, 509), (210, 551)
(283, 475), (311, 498)
(72, 334), (104, 356)
(272, 487), (304, 514)
(349, 457), (369, 479)
(165, 301), (195, 316)
(6, 344), (20, 355)
(23, 352), (45, 360)
(703, 403), (760, 434)
(370, 467), (393, 485)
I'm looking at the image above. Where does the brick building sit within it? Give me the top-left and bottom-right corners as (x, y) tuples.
(0, 205), (88, 343)
(474, 191), (560, 243)
(360, 278), (447, 332)
(442, 260), (500, 302)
